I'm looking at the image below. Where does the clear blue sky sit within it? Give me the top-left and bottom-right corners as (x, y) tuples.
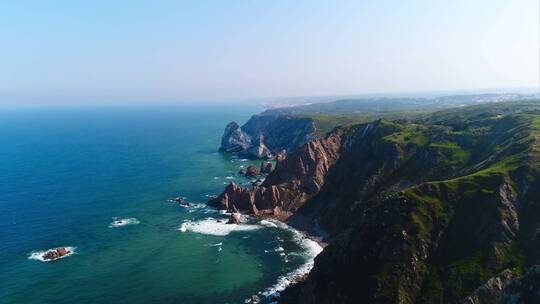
(1, 0), (538, 104)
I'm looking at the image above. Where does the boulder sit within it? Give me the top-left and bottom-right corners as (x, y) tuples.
(42, 247), (71, 260)
(56, 247), (69, 256)
(43, 251), (59, 260)
(245, 165), (260, 177)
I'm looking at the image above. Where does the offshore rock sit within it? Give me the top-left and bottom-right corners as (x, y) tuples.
(42, 247), (71, 260)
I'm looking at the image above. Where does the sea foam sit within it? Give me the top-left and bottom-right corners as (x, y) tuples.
(260, 222), (323, 298)
(179, 217), (261, 236)
(109, 218), (140, 228)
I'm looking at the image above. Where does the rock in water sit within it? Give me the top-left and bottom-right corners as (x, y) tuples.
(42, 247), (71, 260)
(245, 165), (260, 177)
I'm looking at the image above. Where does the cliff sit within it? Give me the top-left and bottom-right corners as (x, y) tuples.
(219, 114), (317, 159)
(210, 101), (540, 303)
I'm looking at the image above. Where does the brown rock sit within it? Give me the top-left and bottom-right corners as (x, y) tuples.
(245, 165), (260, 177)
(43, 251), (59, 260)
(56, 247), (69, 256)
(208, 129), (344, 215)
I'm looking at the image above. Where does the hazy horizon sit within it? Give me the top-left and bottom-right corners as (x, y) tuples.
(1, 0), (539, 106)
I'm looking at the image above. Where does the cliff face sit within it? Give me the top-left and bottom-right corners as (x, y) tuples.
(209, 128), (344, 217)
(211, 102), (540, 303)
(219, 115), (316, 159)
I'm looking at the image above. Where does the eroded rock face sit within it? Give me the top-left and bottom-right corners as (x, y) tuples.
(219, 115), (316, 159)
(500, 266), (540, 304)
(462, 266), (540, 304)
(220, 122), (252, 153)
(209, 129), (344, 216)
(462, 269), (517, 304)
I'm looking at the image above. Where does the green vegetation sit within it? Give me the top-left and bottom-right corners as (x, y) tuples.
(299, 100), (540, 303)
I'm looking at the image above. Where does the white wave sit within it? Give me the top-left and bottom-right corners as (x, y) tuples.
(259, 220), (278, 228)
(109, 218), (140, 228)
(239, 159), (248, 162)
(261, 225), (323, 298)
(225, 176), (234, 179)
(179, 224), (187, 232)
(275, 246), (284, 252)
(260, 218), (289, 229)
(28, 247), (76, 262)
(178, 217), (261, 236)
(207, 242), (223, 247)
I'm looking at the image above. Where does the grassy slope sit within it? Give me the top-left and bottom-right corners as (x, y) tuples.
(389, 105), (540, 302)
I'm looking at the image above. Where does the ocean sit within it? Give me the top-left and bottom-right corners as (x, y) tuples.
(0, 104), (321, 304)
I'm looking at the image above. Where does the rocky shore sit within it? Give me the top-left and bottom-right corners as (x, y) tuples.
(211, 102), (540, 303)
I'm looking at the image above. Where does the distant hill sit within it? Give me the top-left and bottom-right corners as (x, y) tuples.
(262, 93), (539, 116)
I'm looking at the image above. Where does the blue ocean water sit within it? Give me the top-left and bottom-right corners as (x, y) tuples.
(0, 105), (320, 304)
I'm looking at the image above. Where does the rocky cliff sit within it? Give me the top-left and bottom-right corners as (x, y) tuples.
(211, 101), (540, 303)
(219, 114), (316, 159)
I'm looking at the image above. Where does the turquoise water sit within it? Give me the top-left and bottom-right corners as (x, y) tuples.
(0, 105), (319, 304)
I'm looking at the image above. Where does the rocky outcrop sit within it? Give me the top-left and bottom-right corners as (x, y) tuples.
(500, 266), (540, 304)
(42, 247), (71, 260)
(209, 128), (345, 216)
(219, 115), (316, 159)
(463, 266), (540, 304)
(220, 122), (253, 154)
(227, 212), (241, 224)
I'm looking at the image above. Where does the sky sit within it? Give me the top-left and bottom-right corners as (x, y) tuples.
(0, 0), (538, 105)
